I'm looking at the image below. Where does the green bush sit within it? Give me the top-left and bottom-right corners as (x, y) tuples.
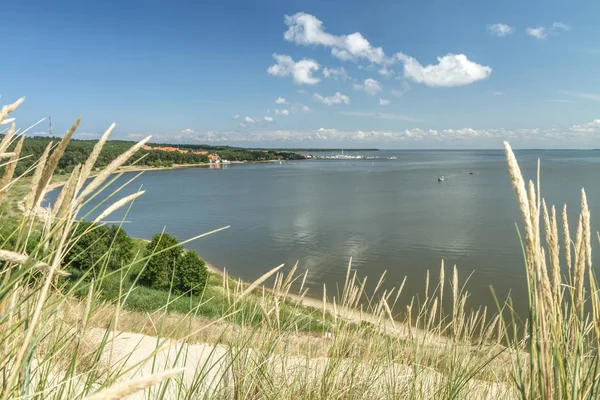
(138, 232), (208, 295)
(177, 251), (208, 295)
(107, 225), (134, 269)
(64, 221), (135, 275)
(64, 221), (110, 273)
(138, 233), (183, 291)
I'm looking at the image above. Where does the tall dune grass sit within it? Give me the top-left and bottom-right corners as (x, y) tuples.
(0, 97), (599, 398)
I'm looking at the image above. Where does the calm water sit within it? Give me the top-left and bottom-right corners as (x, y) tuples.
(49, 150), (600, 317)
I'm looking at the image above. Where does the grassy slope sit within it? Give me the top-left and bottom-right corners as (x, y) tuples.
(88, 237), (332, 334)
(3, 175), (332, 335)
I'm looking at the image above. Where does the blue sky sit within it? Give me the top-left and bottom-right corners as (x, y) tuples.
(2, 0), (600, 148)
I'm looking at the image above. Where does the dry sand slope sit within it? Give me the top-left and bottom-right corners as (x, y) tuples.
(87, 327), (513, 399)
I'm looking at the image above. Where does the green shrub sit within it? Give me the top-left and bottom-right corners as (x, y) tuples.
(138, 232), (208, 295)
(64, 221), (134, 275)
(177, 250), (208, 295)
(64, 221), (110, 273)
(138, 233), (183, 291)
(107, 225), (134, 269)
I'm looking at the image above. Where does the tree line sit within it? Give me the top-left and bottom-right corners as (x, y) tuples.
(1, 136), (305, 176)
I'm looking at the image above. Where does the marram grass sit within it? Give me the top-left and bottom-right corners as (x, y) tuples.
(0, 97), (599, 398)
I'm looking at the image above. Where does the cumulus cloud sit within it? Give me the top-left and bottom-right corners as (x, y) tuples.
(487, 23), (515, 37)
(323, 67), (350, 80)
(232, 114), (241, 120)
(526, 27), (548, 40)
(131, 118), (600, 148)
(379, 98), (390, 106)
(244, 116), (273, 124)
(397, 53), (492, 87)
(267, 53), (320, 85)
(526, 23), (570, 40)
(316, 128), (337, 134)
(275, 109), (290, 116)
(552, 22), (570, 31)
(354, 78), (382, 95)
(378, 66), (394, 76)
(284, 12), (391, 65)
(275, 97), (287, 104)
(291, 103), (311, 113)
(313, 92), (350, 105)
(280, 13), (491, 88)
(239, 123), (247, 128)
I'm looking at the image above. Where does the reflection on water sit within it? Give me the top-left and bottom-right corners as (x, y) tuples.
(47, 150), (600, 318)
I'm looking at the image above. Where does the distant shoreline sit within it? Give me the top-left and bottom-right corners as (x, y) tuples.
(44, 159), (283, 193)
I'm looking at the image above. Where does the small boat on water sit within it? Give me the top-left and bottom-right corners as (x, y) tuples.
(438, 176), (445, 182)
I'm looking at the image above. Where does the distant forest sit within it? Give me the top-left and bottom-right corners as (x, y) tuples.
(273, 148), (379, 152)
(2, 136), (305, 176)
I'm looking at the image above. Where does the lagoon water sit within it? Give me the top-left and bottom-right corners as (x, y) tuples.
(49, 150), (600, 317)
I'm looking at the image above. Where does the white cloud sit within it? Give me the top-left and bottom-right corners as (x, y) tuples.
(354, 78), (382, 95)
(487, 23), (515, 37)
(526, 26), (548, 40)
(378, 66), (394, 77)
(313, 92), (350, 106)
(244, 116), (274, 124)
(267, 53), (320, 85)
(316, 128), (337, 134)
(126, 133), (147, 140)
(284, 12), (391, 65)
(491, 91), (505, 96)
(339, 111), (423, 122)
(130, 118), (600, 148)
(275, 97), (287, 104)
(552, 22), (570, 31)
(181, 128), (195, 134)
(323, 67), (350, 80)
(397, 53), (492, 87)
(232, 114), (241, 120)
(563, 91), (600, 101)
(281, 13), (491, 89)
(275, 109), (290, 116)
(379, 98), (390, 106)
(291, 103), (311, 113)
(527, 22), (570, 40)
(239, 123), (247, 128)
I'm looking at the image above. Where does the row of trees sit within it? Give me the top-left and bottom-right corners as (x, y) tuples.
(1, 136), (305, 176)
(65, 222), (208, 295)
